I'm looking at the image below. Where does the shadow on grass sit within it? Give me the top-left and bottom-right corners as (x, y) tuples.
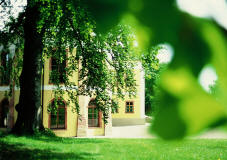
(29, 135), (106, 144)
(0, 131), (104, 160)
(0, 141), (99, 160)
(0, 129), (8, 138)
(0, 130), (106, 145)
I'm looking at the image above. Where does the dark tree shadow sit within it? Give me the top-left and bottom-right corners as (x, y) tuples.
(27, 135), (107, 144)
(0, 131), (106, 144)
(0, 141), (99, 160)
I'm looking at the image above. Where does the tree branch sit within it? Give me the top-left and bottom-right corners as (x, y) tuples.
(8, 12), (26, 37)
(0, 0), (6, 6)
(68, 17), (86, 56)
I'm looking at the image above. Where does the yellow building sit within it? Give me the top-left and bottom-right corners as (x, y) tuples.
(0, 49), (145, 137)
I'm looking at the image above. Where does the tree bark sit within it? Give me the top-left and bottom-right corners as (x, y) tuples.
(11, 1), (44, 134)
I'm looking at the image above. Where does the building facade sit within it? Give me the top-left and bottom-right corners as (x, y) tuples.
(0, 49), (145, 137)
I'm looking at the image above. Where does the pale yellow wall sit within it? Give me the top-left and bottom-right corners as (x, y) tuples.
(87, 119), (105, 136)
(0, 48), (80, 137)
(43, 56), (50, 85)
(13, 90), (20, 122)
(112, 68), (143, 119)
(0, 92), (6, 102)
(112, 96), (141, 119)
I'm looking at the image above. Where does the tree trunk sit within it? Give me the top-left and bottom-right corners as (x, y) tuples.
(11, 1), (44, 134)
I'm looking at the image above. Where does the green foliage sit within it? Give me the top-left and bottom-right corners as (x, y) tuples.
(84, 0), (128, 33)
(40, 1), (137, 122)
(0, 5), (25, 97)
(141, 46), (160, 115)
(76, 24), (137, 122)
(209, 80), (218, 96)
(36, 128), (56, 137)
(2, 0), (227, 139)
(84, 0), (227, 139)
(141, 46), (170, 116)
(1, 0), (137, 123)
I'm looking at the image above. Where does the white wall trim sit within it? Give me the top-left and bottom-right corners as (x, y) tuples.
(0, 85), (78, 91)
(43, 85), (78, 91)
(0, 86), (10, 91)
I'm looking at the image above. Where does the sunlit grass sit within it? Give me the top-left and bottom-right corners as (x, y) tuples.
(0, 134), (227, 160)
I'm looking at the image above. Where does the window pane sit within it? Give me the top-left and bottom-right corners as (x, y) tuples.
(94, 119), (98, 127)
(88, 108), (93, 114)
(58, 114), (64, 122)
(59, 74), (64, 83)
(126, 101), (134, 113)
(88, 113), (93, 119)
(58, 116), (65, 128)
(58, 107), (65, 115)
(59, 60), (66, 83)
(88, 119), (93, 127)
(50, 58), (66, 83)
(51, 58), (58, 71)
(59, 62), (66, 72)
(94, 111), (98, 119)
(50, 114), (57, 128)
(51, 124), (57, 129)
(50, 100), (66, 129)
(88, 106), (99, 127)
(58, 124), (65, 129)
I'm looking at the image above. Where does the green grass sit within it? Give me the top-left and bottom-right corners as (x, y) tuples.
(0, 134), (227, 160)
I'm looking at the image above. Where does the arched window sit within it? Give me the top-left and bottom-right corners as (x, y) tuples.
(88, 100), (101, 127)
(49, 100), (67, 129)
(0, 52), (10, 85)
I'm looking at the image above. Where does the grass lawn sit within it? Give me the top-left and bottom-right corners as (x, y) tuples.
(0, 134), (227, 160)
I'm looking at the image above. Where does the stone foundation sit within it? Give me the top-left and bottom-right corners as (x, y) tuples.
(112, 118), (145, 126)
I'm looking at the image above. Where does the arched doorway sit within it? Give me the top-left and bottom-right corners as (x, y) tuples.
(88, 99), (101, 128)
(0, 98), (9, 128)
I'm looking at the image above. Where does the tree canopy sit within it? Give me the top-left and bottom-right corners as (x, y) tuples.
(1, 0), (227, 139)
(85, 0), (227, 139)
(0, 0), (137, 134)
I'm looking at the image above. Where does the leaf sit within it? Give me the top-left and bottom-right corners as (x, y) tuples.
(84, 0), (128, 33)
(152, 68), (226, 139)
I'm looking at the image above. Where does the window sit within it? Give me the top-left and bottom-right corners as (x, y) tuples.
(0, 53), (10, 85)
(88, 100), (101, 127)
(49, 57), (66, 84)
(50, 100), (67, 129)
(125, 101), (134, 113)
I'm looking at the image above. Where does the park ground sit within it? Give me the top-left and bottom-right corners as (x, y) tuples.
(1, 124), (227, 160)
(0, 134), (227, 160)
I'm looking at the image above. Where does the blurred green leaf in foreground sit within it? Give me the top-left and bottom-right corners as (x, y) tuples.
(85, 0), (227, 139)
